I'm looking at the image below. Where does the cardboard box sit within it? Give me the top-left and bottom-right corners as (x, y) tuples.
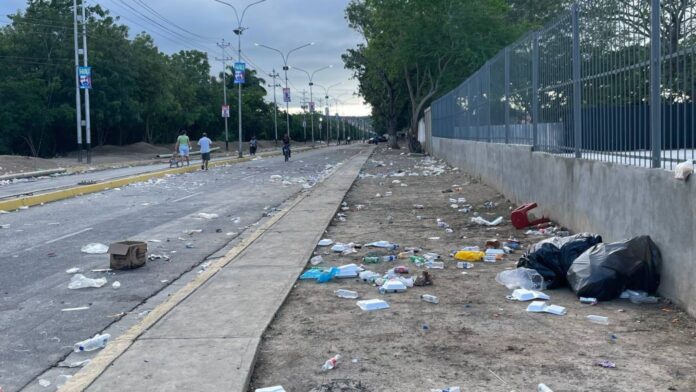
(108, 241), (147, 270)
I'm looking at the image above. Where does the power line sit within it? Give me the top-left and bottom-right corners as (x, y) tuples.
(133, 0), (218, 41)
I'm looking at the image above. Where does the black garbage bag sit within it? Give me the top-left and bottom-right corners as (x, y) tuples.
(567, 235), (662, 301)
(517, 233), (603, 289)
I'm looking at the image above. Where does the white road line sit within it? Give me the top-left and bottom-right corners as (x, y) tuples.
(45, 228), (93, 244)
(172, 192), (203, 203)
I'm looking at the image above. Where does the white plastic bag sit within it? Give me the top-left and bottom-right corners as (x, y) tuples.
(674, 160), (694, 181)
(68, 274), (107, 289)
(80, 243), (108, 254)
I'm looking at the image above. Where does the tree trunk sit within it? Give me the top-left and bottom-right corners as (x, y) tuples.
(387, 115), (399, 149)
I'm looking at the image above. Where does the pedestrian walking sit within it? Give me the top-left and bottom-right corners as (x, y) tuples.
(198, 132), (212, 171)
(249, 135), (258, 156)
(175, 130), (191, 166)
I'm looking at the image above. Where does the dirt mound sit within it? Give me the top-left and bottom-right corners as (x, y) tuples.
(91, 142), (170, 156)
(0, 155), (60, 175)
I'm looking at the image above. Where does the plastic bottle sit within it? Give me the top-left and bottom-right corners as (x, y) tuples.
(322, 354), (341, 371)
(579, 297), (598, 305)
(457, 262), (474, 269)
(538, 384), (554, 392)
(362, 256), (381, 264)
(73, 333), (111, 352)
(586, 315), (609, 325)
(334, 289), (359, 299)
(421, 294), (439, 304)
(381, 255), (397, 262)
(410, 255), (426, 265)
(397, 251), (414, 259)
(367, 241), (398, 250)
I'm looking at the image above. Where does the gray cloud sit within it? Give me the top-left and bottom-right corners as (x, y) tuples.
(0, 0), (369, 115)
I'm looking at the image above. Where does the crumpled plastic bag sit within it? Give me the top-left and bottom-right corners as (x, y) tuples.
(674, 160), (694, 181)
(496, 268), (545, 290)
(80, 243), (109, 254)
(68, 274), (107, 289)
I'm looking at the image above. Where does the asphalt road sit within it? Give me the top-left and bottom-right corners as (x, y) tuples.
(0, 145), (363, 392)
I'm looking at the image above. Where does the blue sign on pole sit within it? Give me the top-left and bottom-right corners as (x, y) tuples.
(233, 62), (245, 84)
(78, 66), (92, 89)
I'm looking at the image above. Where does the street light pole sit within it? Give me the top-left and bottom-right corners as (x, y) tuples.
(291, 65), (332, 144)
(269, 69), (280, 144)
(72, 0), (82, 163)
(255, 42), (314, 140)
(80, 0), (92, 164)
(216, 40), (232, 152)
(215, 0), (266, 158)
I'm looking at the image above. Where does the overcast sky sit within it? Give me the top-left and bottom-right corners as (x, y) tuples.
(0, 0), (370, 116)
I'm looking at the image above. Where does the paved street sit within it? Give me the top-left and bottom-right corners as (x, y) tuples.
(0, 145), (363, 392)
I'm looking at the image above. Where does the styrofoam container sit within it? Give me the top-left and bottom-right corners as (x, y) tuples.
(357, 299), (390, 311)
(510, 289), (550, 301)
(379, 279), (407, 293)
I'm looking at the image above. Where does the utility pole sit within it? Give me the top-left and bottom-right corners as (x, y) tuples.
(216, 39), (232, 152)
(269, 69), (280, 144)
(73, 0), (82, 163)
(81, 0), (91, 164)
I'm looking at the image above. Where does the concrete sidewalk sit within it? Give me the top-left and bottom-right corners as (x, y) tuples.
(60, 147), (372, 392)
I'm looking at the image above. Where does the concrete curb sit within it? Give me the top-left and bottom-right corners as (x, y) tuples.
(58, 148), (367, 392)
(0, 146), (319, 212)
(0, 168), (67, 181)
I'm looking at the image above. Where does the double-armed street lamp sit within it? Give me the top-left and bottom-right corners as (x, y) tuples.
(291, 65), (332, 143)
(255, 42), (314, 139)
(214, 0), (266, 157)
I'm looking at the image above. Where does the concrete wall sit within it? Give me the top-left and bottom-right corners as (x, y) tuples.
(430, 137), (696, 316)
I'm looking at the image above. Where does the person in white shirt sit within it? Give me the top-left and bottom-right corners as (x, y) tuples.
(198, 133), (212, 171)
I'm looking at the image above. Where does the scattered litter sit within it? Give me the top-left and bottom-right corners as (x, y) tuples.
(74, 333), (110, 352)
(58, 359), (91, 368)
(226, 232), (237, 236)
(112, 281), (121, 289)
(365, 240), (398, 250)
(270, 175), (283, 182)
(80, 243), (109, 254)
(317, 239), (334, 246)
(379, 279), (407, 293)
(457, 262), (474, 269)
(454, 250), (484, 261)
(595, 359), (616, 369)
(61, 306), (90, 312)
(620, 289), (659, 304)
(496, 268), (545, 290)
(526, 301), (567, 315)
(430, 388), (460, 392)
(538, 384), (554, 392)
(68, 274), (107, 289)
(586, 315), (609, 325)
(580, 297), (598, 305)
(355, 204), (365, 210)
(471, 216), (503, 226)
(65, 267), (81, 274)
(148, 254), (170, 261)
(19, 206), (29, 210)
(357, 299), (389, 311)
(38, 379), (51, 387)
(413, 271), (433, 286)
(147, 239), (161, 243)
(232, 217), (241, 224)
(421, 294), (439, 304)
(196, 213), (219, 219)
(375, 193), (382, 198)
(413, 204), (424, 209)
(335, 289), (359, 299)
(91, 268), (111, 273)
(310, 255), (324, 265)
(0, 224), (9, 229)
(426, 261), (445, 269)
(507, 289), (550, 301)
(428, 237), (440, 240)
(359, 270), (381, 283)
(183, 229), (203, 235)
(255, 387), (286, 392)
(322, 354), (341, 371)
(185, 243), (194, 248)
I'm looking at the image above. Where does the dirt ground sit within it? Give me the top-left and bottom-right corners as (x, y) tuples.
(249, 148), (696, 392)
(0, 140), (306, 176)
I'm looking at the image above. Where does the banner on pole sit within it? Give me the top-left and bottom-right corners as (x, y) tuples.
(324, 107), (329, 116)
(221, 105), (230, 118)
(283, 88), (291, 103)
(78, 66), (92, 89)
(309, 101), (315, 112)
(233, 62), (245, 84)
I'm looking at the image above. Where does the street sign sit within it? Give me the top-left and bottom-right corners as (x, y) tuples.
(283, 88), (291, 103)
(309, 101), (315, 112)
(221, 105), (230, 118)
(233, 62), (245, 84)
(302, 120), (307, 128)
(78, 66), (92, 89)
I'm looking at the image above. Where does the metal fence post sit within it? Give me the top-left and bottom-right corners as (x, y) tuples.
(572, 3), (582, 158)
(504, 47), (510, 145)
(487, 62), (492, 143)
(650, 0), (661, 168)
(532, 32), (540, 149)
